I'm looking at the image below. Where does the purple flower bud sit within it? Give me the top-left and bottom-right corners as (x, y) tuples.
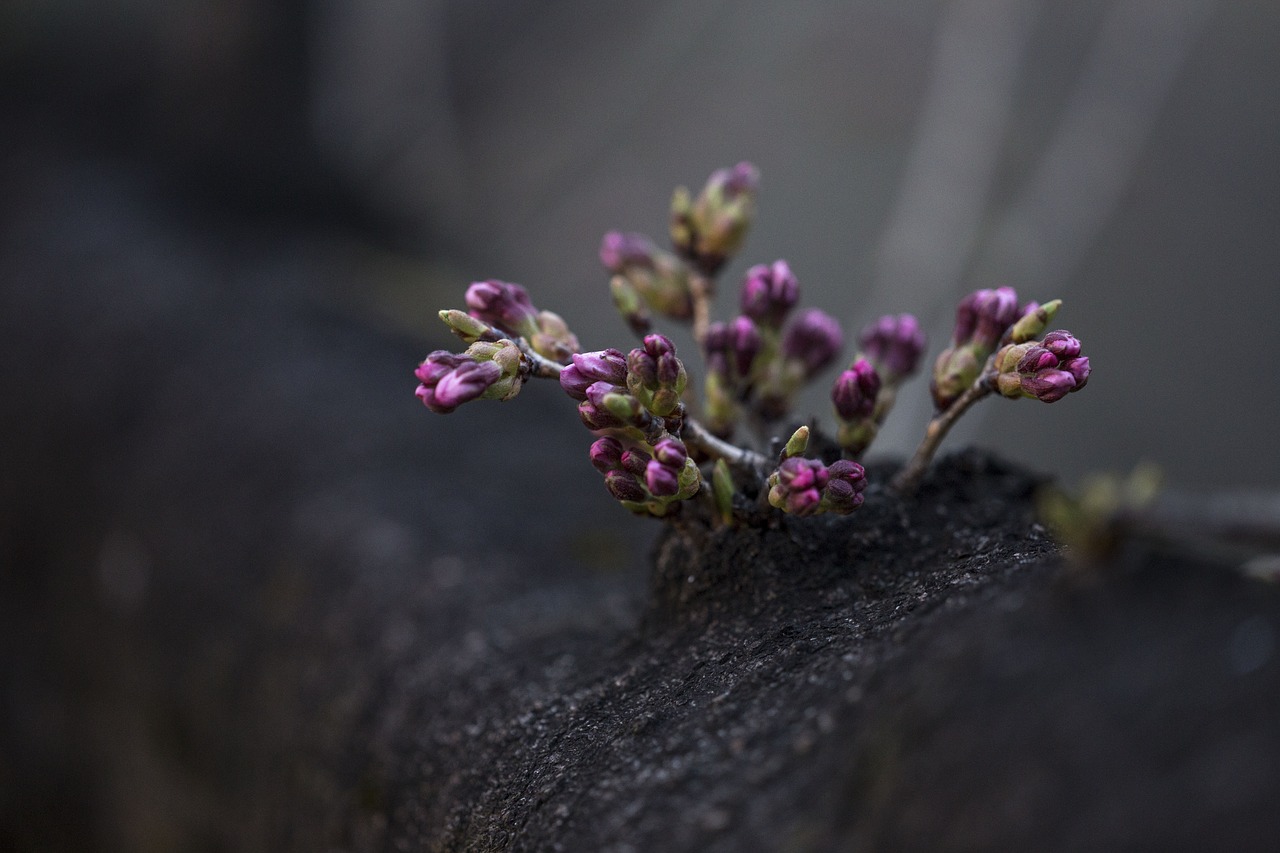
(1021, 369), (1076, 403)
(1062, 356), (1091, 389)
(971, 287), (1021, 349)
(652, 437), (688, 468)
(621, 448), (651, 477)
(589, 437), (624, 473)
(598, 231), (656, 273)
(729, 316), (762, 378)
(823, 459), (868, 513)
(560, 348), (629, 400)
(605, 470), (647, 503)
(1042, 330), (1082, 360)
(740, 260), (799, 327)
(1015, 345), (1059, 374)
(859, 313), (926, 381)
(720, 161), (760, 197)
(831, 358), (881, 421)
(782, 309), (844, 376)
(767, 457), (830, 517)
(670, 162), (759, 275)
(626, 334), (688, 417)
(952, 287), (1019, 350)
(578, 381), (628, 430)
(465, 280), (539, 337)
(645, 461), (680, 497)
(993, 330), (1091, 402)
(416, 358), (502, 414)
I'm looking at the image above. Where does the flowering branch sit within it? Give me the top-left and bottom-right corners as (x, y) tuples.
(413, 162), (1094, 527)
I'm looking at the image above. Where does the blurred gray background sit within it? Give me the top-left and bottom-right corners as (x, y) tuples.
(5, 0), (1278, 487)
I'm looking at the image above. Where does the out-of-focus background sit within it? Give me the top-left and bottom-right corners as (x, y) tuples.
(4, 0), (1277, 486)
(2, 1), (1280, 849)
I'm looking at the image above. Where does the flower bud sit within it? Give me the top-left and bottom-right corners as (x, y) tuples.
(560, 348), (629, 400)
(621, 448), (651, 477)
(992, 331), (1091, 402)
(767, 457), (829, 517)
(528, 309), (580, 363)
(831, 359), (881, 421)
(951, 287), (1019, 351)
(1042, 329), (1082, 359)
(626, 334), (688, 417)
(465, 280), (539, 339)
(782, 425), (810, 460)
(670, 161), (759, 275)
(782, 309), (844, 377)
(858, 314), (926, 382)
(822, 459), (867, 514)
(416, 357), (503, 414)
(740, 260), (799, 328)
(651, 437), (688, 469)
(589, 437), (624, 473)
(609, 276), (651, 337)
(438, 309), (493, 343)
(1062, 356), (1091, 390)
(604, 470), (646, 503)
(600, 231), (693, 319)
(645, 460), (680, 497)
(1008, 299), (1061, 344)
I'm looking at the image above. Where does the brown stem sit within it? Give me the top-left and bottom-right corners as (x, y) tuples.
(689, 271), (713, 350)
(891, 377), (993, 496)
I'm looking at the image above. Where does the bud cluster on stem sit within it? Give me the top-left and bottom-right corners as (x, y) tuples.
(413, 163), (1094, 530)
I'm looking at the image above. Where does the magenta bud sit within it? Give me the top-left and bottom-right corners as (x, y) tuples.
(645, 461), (680, 497)
(465, 280), (539, 337)
(605, 470), (646, 503)
(621, 448), (651, 477)
(953, 287), (1019, 350)
(598, 231), (655, 273)
(652, 437), (688, 468)
(419, 359), (502, 414)
(729, 316), (761, 378)
(831, 358), (881, 421)
(740, 260), (800, 327)
(560, 348), (629, 400)
(859, 313), (926, 381)
(782, 309), (844, 376)
(1062, 356), (1091, 390)
(1022, 369), (1076, 403)
(1015, 345), (1059, 374)
(589, 437), (624, 473)
(1042, 330), (1082, 360)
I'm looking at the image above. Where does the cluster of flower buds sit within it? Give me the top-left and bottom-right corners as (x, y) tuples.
(589, 435), (700, 516)
(991, 330), (1091, 402)
(465, 280), (581, 363)
(765, 428), (867, 517)
(931, 286), (1021, 410)
(669, 161), (759, 276)
(563, 337), (702, 516)
(701, 263), (844, 433)
(599, 232), (693, 335)
(831, 314), (927, 457)
(626, 334), (688, 418)
(415, 339), (524, 414)
(415, 161), (1097, 524)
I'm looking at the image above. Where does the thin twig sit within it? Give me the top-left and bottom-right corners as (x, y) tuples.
(891, 373), (993, 495)
(688, 271), (713, 350)
(516, 340), (564, 379)
(682, 417), (769, 477)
